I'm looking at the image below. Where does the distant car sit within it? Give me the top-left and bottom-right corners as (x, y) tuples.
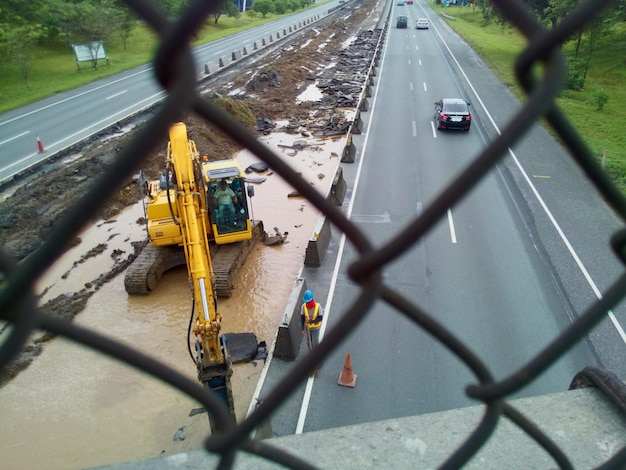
(397, 0), (406, 5)
(434, 98), (472, 131)
(416, 18), (429, 29)
(396, 16), (408, 28)
(407, 0), (414, 4)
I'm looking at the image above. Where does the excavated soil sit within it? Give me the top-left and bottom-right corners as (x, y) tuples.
(0, 2), (383, 385)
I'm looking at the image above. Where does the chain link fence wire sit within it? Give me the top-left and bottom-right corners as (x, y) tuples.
(1, 0), (626, 468)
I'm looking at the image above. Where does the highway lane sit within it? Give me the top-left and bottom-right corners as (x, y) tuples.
(293, 0), (623, 433)
(0, 1), (350, 183)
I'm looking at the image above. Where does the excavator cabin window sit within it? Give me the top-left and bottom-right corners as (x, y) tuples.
(208, 178), (250, 235)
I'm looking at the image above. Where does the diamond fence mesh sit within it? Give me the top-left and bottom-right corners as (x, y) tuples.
(1, 0), (626, 468)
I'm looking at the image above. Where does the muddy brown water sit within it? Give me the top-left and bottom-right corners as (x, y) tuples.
(0, 132), (345, 469)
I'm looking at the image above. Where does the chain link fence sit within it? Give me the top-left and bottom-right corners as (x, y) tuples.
(1, 0), (626, 468)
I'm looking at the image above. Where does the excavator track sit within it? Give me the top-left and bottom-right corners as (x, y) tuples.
(124, 244), (187, 295)
(124, 221), (264, 297)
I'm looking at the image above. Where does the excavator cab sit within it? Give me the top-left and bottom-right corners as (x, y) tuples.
(203, 160), (254, 244)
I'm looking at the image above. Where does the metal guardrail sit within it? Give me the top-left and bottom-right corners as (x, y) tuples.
(2, 0), (626, 468)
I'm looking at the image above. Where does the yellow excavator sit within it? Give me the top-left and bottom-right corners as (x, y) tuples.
(125, 126), (264, 297)
(129, 122), (265, 427)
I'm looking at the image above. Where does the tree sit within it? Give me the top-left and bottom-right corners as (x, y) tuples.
(49, 0), (121, 69)
(113, 2), (137, 50)
(0, 25), (45, 90)
(252, 0), (275, 18)
(274, 0), (288, 15)
(213, 0), (240, 25)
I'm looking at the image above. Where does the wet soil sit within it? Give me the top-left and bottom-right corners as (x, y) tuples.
(0, 2), (381, 386)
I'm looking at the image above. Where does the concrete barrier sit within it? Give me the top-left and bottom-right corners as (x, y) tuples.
(243, 46), (250, 55)
(341, 134), (356, 163)
(359, 97), (369, 112)
(219, 56), (227, 67)
(305, 215), (332, 267)
(204, 62), (217, 74)
(232, 50), (242, 61)
(274, 277), (307, 360)
(351, 109), (363, 135)
(328, 166), (347, 206)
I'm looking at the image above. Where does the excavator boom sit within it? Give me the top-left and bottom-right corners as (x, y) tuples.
(163, 123), (235, 427)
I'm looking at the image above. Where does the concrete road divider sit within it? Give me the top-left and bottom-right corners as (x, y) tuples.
(352, 110), (363, 135)
(305, 214), (332, 267)
(341, 134), (356, 163)
(328, 166), (347, 206)
(232, 50), (242, 61)
(204, 62), (217, 74)
(274, 277), (307, 360)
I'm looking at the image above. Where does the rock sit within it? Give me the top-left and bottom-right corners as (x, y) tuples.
(245, 162), (269, 173)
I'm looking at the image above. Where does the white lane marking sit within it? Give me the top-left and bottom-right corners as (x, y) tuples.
(0, 68), (154, 127)
(0, 130), (30, 147)
(410, 82), (414, 92)
(34, 92), (165, 151)
(431, 18), (626, 344)
(295, 13), (394, 436)
(412, 121), (417, 136)
(419, 59), (422, 66)
(447, 209), (457, 244)
(423, 81), (427, 91)
(2, 152), (39, 170)
(431, 121), (437, 138)
(105, 90), (128, 100)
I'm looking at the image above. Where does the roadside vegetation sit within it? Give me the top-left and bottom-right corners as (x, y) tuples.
(429, 0), (626, 194)
(0, 0), (317, 113)
(1, 0), (624, 192)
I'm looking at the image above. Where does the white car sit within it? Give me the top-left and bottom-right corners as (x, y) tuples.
(416, 18), (429, 29)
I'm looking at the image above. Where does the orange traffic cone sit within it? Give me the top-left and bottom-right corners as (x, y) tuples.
(337, 353), (357, 387)
(37, 136), (45, 153)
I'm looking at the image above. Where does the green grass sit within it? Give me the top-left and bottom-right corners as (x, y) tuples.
(0, 12), (293, 113)
(431, 3), (626, 194)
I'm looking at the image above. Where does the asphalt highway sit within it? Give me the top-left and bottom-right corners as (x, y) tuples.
(0, 1), (348, 183)
(254, 0), (626, 436)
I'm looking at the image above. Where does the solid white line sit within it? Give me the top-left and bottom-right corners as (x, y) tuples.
(42, 92), (165, 151)
(447, 209), (457, 244)
(105, 90), (128, 100)
(295, 18), (392, 435)
(431, 17), (626, 344)
(0, 68), (154, 127)
(0, 130), (30, 146)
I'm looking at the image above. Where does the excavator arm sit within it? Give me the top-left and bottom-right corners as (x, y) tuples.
(166, 123), (234, 426)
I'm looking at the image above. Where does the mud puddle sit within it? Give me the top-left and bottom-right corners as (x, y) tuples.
(0, 132), (346, 469)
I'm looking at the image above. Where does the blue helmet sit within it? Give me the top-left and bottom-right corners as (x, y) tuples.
(302, 290), (314, 303)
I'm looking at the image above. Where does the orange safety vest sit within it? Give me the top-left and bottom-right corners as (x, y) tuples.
(303, 304), (322, 329)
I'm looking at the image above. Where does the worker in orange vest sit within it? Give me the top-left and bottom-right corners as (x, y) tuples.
(301, 289), (324, 351)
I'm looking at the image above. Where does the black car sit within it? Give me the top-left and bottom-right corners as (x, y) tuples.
(396, 16), (408, 28)
(434, 98), (471, 131)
